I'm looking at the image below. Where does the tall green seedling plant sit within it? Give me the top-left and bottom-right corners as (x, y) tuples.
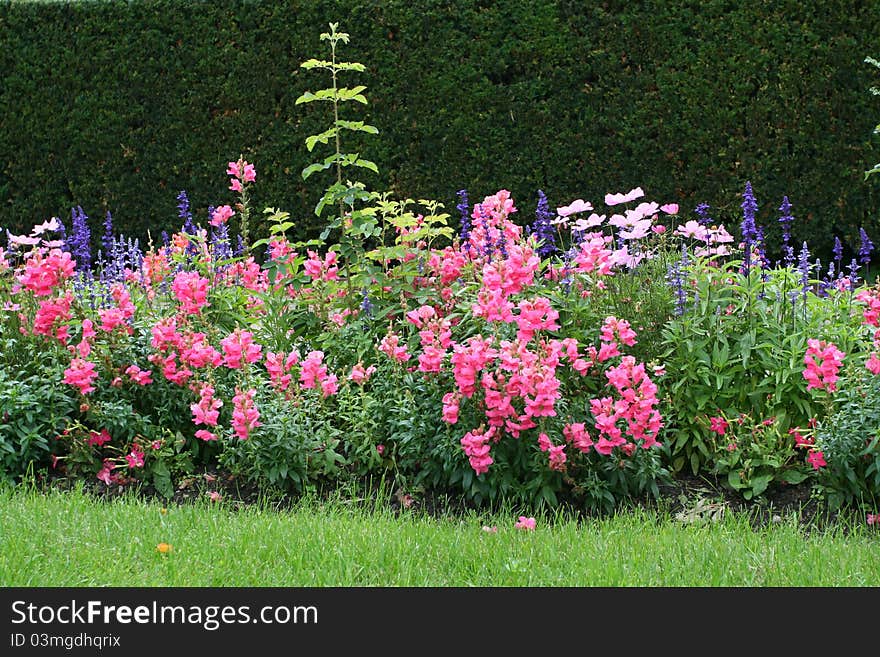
(296, 22), (382, 306)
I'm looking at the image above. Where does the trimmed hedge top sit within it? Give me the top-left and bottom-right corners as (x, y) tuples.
(1, 0), (878, 262)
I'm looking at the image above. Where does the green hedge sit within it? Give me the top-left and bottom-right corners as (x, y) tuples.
(1, 0), (878, 262)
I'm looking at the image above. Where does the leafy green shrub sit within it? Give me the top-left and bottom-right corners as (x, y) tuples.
(659, 252), (862, 475)
(696, 411), (811, 500)
(0, 356), (77, 483)
(813, 365), (880, 511)
(216, 389), (347, 495)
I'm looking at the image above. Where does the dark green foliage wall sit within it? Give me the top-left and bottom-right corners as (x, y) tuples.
(1, 0), (878, 262)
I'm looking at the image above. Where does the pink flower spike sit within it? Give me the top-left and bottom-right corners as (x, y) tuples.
(514, 516), (536, 531)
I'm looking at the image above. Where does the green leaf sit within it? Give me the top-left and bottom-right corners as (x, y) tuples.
(336, 120), (379, 134)
(301, 161), (333, 181)
(334, 62), (366, 72)
(336, 86), (369, 104)
(299, 58), (334, 70)
(305, 127), (338, 152)
(728, 470), (743, 490)
(780, 469), (809, 484)
(351, 158), (379, 174)
(750, 474), (773, 497)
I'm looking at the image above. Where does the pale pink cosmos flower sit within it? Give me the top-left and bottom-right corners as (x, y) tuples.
(32, 217), (61, 235)
(557, 199), (593, 217)
(570, 213), (606, 231)
(605, 187), (644, 206)
(618, 218), (653, 241)
(675, 220), (709, 240)
(6, 232), (41, 247)
(660, 203), (679, 215)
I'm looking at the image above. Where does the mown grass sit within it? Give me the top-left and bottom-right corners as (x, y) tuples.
(1, 483), (878, 587)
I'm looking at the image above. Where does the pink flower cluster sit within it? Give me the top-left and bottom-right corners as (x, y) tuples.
(171, 270), (210, 315)
(63, 357), (98, 395)
(265, 349), (301, 392)
(299, 350), (339, 397)
(304, 250), (339, 282)
(221, 328), (263, 369)
(460, 426), (495, 475)
(803, 338), (845, 392)
(227, 158), (256, 192)
(591, 355), (662, 454)
(231, 387), (261, 440)
(18, 248), (75, 296)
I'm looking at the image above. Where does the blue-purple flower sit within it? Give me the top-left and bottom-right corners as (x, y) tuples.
(778, 196), (795, 266)
(740, 182), (759, 275)
(529, 189), (557, 258)
(859, 227), (874, 265)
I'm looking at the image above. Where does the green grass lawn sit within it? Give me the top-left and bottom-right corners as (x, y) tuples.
(2, 484), (878, 587)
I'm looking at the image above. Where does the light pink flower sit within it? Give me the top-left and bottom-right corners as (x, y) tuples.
(514, 516), (536, 531)
(605, 187), (644, 206)
(557, 199), (593, 217)
(210, 205), (235, 227)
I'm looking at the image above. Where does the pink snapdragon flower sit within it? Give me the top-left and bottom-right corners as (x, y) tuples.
(171, 270), (210, 315)
(227, 158), (256, 192)
(220, 328), (263, 369)
(191, 384), (222, 427)
(803, 339), (845, 392)
(231, 387), (260, 440)
(379, 333), (411, 363)
(210, 204), (236, 227)
(125, 364), (153, 386)
(266, 350), (300, 391)
(19, 247), (76, 296)
(349, 362), (376, 384)
(303, 250), (339, 281)
(460, 426), (496, 475)
(63, 358), (98, 395)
